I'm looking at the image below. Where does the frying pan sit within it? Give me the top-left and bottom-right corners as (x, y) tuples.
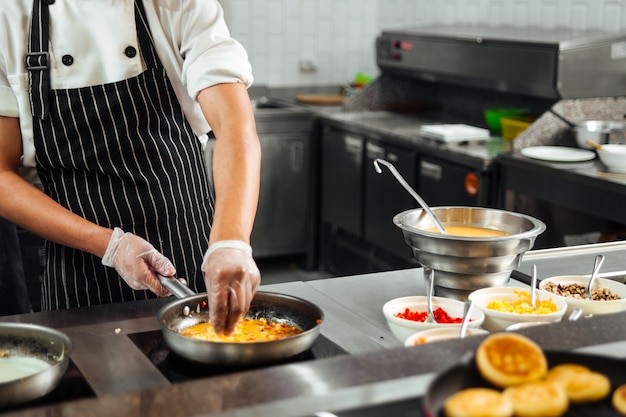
(423, 351), (626, 417)
(0, 323), (72, 408)
(156, 277), (324, 365)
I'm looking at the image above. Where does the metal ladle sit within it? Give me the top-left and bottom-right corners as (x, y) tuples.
(584, 254), (605, 299)
(424, 268), (437, 324)
(459, 300), (474, 339)
(373, 158), (446, 234)
(530, 264), (538, 309)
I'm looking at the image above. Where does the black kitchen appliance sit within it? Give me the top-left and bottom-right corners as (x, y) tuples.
(377, 25), (626, 99)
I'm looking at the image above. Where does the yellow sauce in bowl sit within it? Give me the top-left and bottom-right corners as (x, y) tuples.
(425, 226), (509, 237)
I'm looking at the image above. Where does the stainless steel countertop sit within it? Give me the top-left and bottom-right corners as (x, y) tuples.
(318, 110), (496, 170)
(515, 240), (626, 284)
(2, 242), (626, 417)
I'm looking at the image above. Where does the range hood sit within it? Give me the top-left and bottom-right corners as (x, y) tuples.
(376, 25), (626, 100)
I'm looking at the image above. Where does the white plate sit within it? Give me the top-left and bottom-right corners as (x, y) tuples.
(521, 146), (596, 162)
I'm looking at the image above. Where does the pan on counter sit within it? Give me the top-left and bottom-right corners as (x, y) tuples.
(0, 323), (72, 409)
(156, 277), (324, 365)
(423, 351), (626, 417)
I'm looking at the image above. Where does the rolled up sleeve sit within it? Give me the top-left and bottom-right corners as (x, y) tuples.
(0, 84), (19, 118)
(178, 1), (253, 100)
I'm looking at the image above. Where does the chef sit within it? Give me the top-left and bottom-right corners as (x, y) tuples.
(0, 0), (261, 334)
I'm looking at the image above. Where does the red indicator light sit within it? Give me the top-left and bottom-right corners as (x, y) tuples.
(399, 40), (414, 51)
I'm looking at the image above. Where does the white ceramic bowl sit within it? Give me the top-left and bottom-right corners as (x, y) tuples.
(506, 321), (552, 331)
(382, 296), (485, 342)
(539, 275), (626, 316)
(597, 144), (626, 173)
(468, 287), (567, 332)
(404, 327), (489, 347)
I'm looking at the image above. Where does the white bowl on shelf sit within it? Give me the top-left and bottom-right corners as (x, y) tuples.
(539, 275), (626, 316)
(382, 296), (485, 342)
(597, 144), (626, 173)
(468, 287), (567, 332)
(404, 327), (489, 347)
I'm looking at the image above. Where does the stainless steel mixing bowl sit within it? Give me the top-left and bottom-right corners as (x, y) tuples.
(394, 207), (546, 299)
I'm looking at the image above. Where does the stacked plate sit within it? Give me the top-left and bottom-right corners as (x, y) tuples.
(420, 124), (490, 142)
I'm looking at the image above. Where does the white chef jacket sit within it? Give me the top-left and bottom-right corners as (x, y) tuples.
(0, 0), (253, 179)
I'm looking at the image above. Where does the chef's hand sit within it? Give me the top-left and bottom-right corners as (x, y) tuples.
(201, 240), (261, 335)
(101, 227), (175, 297)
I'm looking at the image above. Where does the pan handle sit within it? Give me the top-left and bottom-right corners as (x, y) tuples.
(157, 274), (196, 298)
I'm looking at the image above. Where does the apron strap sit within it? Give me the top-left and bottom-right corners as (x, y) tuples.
(133, 0), (162, 70)
(25, 0), (160, 121)
(25, 0), (53, 121)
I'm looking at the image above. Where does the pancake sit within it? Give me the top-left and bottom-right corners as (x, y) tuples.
(503, 380), (568, 417)
(476, 333), (547, 388)
(444, 387), (513, 417)
(613, 384), (626, 416)
(545, 362), (610, 403)
(544, 363), (590, 381)
(559, 370), (610, 403)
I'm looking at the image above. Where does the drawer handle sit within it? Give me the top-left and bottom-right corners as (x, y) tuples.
(290, 141), (304, 172)
(421, 161), (442, 180)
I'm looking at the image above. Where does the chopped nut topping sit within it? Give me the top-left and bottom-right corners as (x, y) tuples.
(542, 281), (621, 301)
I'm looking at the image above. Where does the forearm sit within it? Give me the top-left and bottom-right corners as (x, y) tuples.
(0, 171), (112, 257)
(197, 83), (261, 245)
(210, 137), (260, 243)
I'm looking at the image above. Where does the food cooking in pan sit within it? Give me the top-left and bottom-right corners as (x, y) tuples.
(178, 318), (304, 343)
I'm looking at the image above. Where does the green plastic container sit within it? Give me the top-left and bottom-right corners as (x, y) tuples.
(484, 108), (529, 133)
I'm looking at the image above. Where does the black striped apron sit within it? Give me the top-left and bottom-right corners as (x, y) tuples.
(26, 0), (214, 310)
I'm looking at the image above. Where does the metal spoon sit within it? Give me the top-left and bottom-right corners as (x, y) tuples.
(584, 254), (605, 299)
(530, 264), (538, 309)
(424, 268), (437, 323)
(373, 158), (446, 234)
(459, 300), (474, 339)
(568, 308), (583, 322)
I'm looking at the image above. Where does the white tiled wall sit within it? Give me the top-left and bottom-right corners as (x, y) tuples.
(220, 0), (626, 87)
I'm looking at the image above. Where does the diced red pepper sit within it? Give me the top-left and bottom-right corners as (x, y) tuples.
(394, 307), (463, 323)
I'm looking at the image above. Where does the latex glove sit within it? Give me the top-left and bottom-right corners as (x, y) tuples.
(102, 227), (175, 297)
(201, 240), (261, 335)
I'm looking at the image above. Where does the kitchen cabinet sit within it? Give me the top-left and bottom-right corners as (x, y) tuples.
(318, 125), (417, 275)
(253, 109), (315, 258)
(364, 139), (417, 260)
(320, 126), (364, 238)
(419, 155), (493, 207)
(252, 131), (312, 257)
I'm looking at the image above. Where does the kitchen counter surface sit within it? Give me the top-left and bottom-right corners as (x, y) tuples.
(2, 242), (626, 417)
(497, 151), (626, 225)
(318, 110), (496, 171)
(251, 88), (498, 171)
